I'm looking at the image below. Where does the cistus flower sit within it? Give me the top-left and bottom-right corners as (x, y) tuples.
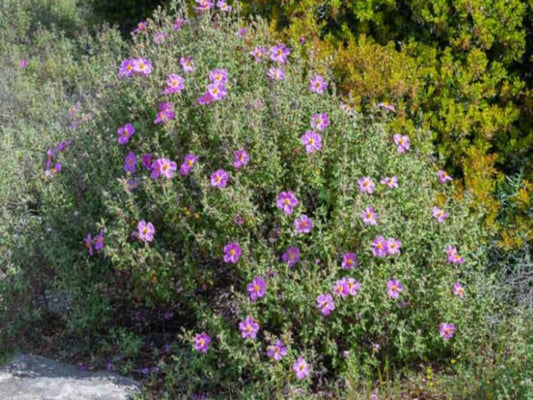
(346, 278), (361, 296)
(310, 75), (327, 94)
(372, 236), (388, 257)
(267, 67), (285, 80)
(276, 191), (298, 215)
(138, 220), (155, 242)
(294, 214), (313, 234)
(207, 82), (227, 100)
(239, 316), (259, 339)
(180, 56), (195, 73)
(127, 178), (140, 192)
(216, 0), (232, 12)
(250, 47), (266, 62)
(154, 102), (175, 124)
(358, 177), (375, 194)
(439, 323), (455, 340)
(270, 43), (290, 63)
(179, 154), (198, 176)
(142, 153), (153, 170)
(361, 206), (378, 226)
(380, 176), (399, 188)
(195, 0), (214, 10)
(301, 131), (322, 153)
(84, 233), (93, 256)
(133, 21), (147, 34)
(247, 276), (266, 302)
(387, 278), (403, 299)
(432, 206), (449, 223)
(210, 169), (229, 188)
(281, 246), (300, 267)
(209, 69), (228, 83)
(173, 18), (186, 30)
(198, 91), (214, 105)
(150, 158), (177, 179)
(387, 238), (402, 255)
(310, 113), (330, 131)
(124, 151), (137, 173)
(117, 123), (135, 145)
(446, 246), (465, 264)
(333, 279), (349, 298)
(162, 74), (185, 94)
(317, 293), (335, 316)
(342, 252), (358, 269)
(233, 149), (249, 169)
(438, 170), (453, 184)
(292, 356), (310, 380)
(194, 332), (211, 353)
(223, 242), (242, 264)
(266, 340), (288, 361)
(93, 231), (104, 252)
(393, 134), (410, 153)
(118, 58), (135, 78)
(132, 58), (152, 76)
(452, 281), (466, 298)
(19, 59), (26, 68)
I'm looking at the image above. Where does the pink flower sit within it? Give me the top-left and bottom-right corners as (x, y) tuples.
(387, 278), (403, 299)
(154, 102), (175, 124)
(194, 332), (211, 353)
(180, 56), (195, 73)
(207, 82), (227, 100)
(239, 316), (259, 339)
(333, 279), (349, 298)
(358, 177), (375, 194)
(310, 75), (327, 94)
(223, 242), (241, 263)
(151, 158), (177, 179)
(268, 67), (285, 80)
(292, 356), (310, 380)
(276, 191), (298, 215)
(132, 58), (152, 76)
(195, 0), (214, 10)
(216, 0), (232, 12)
(138, 220), (155, 242)
(438, 170), (453, 184)
(209, 69), (228, 83)
(210, 169), (229, 188)
(380, 176), (398, 188)
(432, 206), (449, 223)
(393, 134), (410, 153)
(117, 123), (135, 145)
(179, 154), (198, 176)
(387, 238), (402, 255)
(250, 47), (266, 62)
(19, 60), (26, 68)
(142, 154), (153, 170)
(446, 246), (465, 264)
(346, 278), (361, 296)
(247, 276), (266, 302)
(198, 91), (214, 105)
(301, 131), (322, 153)
(124, 151), (137, 173)
(173, 18), (187, 30)
(317, 293), (335, 316)
(439, 323), (455, 340)
(361, 206), (378, 226)
(310, 113), (329, 131)
(162, 74), (185, 94)
(270, 43), (290, 63)
(294, 214), (313, 234)
(133, 21), (147, 34)
(118, 58), (135, 78)
(452, 281), (465, 298)
(233, 149), (249, 169)
(372, 236), (388, 257)
(281, 246), (300, 267)
(267, 340), (288, 361)
(342, 252), (358, 269)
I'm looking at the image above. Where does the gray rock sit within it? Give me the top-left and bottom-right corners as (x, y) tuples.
(0, 354), (140, 400)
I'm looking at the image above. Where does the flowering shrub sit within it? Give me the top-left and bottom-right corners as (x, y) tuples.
(39, 1), (499, 396)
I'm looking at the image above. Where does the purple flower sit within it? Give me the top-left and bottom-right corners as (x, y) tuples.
(117, 123), (135, 145)
(162, 74), (185, 94)
(342, 252), (358, 269)
(317, 293), (335, 316)
(270, 43), (290, 63)
(267, 67), (285, 80)
(372, 236), (388, 257)
(154, 31), (168, 44)
(276, 191), (298, 215)
(250, 47), (266, 62)
(154, 102), (175, 124)
(179, 154), (198, 176)
(216, 0), (232, 11)
(432, 206), (449, 223)
(310, 113), (329, 131)
(438, 170), (453, 184)
(294, 214), (313, 234)
(439, 323), (455, 340)
(292, 356), (310, 380)
(195, 0), (214, 10)
(118, 58), (135, 78)
(377, 101), (395, 112)
(209, 69), (228, 83)
(266, 340), (288, 361)
(333, 279), (349, 297)
(132, 58), (152, 76)
(173, 18), (186, 30)
(210, 169), (229, 188)
(19, 59), (26, 68)
(151, 158), (177, 179)
(380, 176), (399, 188)
(198, 91), (214, 105)
(237, 26), (248, 37)
(207, 82), (227, 100)
(310, 75), (327, 94)
(93, 231), (104, 252)
(281, 246), (300, 267)
(55, 140), (71, 153)
(124, 151), (137, 173)
(346, 277), (361, 296)
(84, 233), (93, 256)
(239, 316), (259, 339)
(224, 242), (242, 263)
(387, 279), (403, 299)
(358, 177), (375, 194)
(446, 246), (465, 265)
(180, 56), (195, 73)
(387, 238), (402, 255)
(233, 149), (249, 169)
(141, 154), (153, 170)
(247, 276), (266, 302)
(194, 332), (211, 353)
(301, 131), (322, 153)
(133, 21), (147, 34)
(452, 281), (465, 298)
(138, 220), (155, 242)
(127, 178), (140, 191)
(361, 206), (378, 226)
(393, 134), (410, 153)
